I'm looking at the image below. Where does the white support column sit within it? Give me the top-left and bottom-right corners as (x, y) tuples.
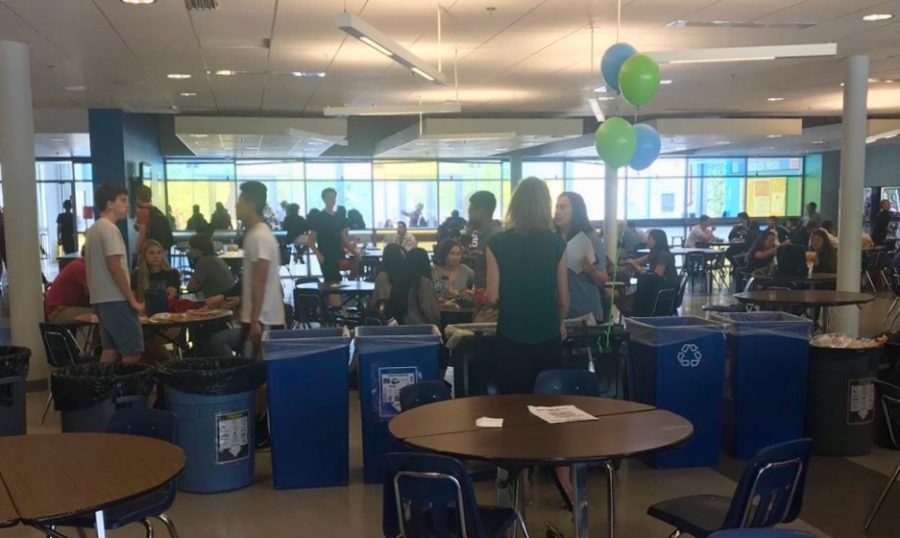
(604, 165), (618, 262)
(0, 41), (46, 379)
(833, 54), (869, 336)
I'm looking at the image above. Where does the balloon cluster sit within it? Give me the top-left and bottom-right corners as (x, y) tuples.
(594, 43), (662, 171)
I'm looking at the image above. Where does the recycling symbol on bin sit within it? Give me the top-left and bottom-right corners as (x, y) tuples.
(677, 344), (702, 368)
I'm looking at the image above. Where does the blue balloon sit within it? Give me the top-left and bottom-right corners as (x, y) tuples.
(629, 124), (661, 171)
(601, 43), (637, 93)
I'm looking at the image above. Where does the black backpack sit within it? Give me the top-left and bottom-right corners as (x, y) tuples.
(148, 206), (174, 251)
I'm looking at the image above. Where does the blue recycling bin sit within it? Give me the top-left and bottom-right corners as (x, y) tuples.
(712, 312), (812, 459)
(354, 325), (441, 484)
(263, 328), (351, 489)
(626, 316), (726, 468)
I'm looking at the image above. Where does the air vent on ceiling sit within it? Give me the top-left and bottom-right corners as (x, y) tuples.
(185, 0), (219, 10)
(667, 20), (815, 30)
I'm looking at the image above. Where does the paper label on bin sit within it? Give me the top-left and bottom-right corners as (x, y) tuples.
(216, 410), (250, 464)
(378, 366), (419, 418)
(848, 378), (875, 425)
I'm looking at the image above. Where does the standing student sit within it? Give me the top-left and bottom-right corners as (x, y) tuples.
(211, 202), (234, 231)
(56, 199), (78, 255)
(873, 199), (893, 246)
(466, 191), (502, 288)
(84, 184), (144, 363)
(486, 178), (568, 394)
(237, 181), (286, 353)
(555, 192), (608, 321)
(186, 205), (209, 231)
(134, 184), (173, 255)
(802, 202), (821, 226)
(308, 188), (357, 284)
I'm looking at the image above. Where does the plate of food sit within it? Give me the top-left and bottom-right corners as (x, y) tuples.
(149, 312), (176, 323)
(187, 308), (229, 318)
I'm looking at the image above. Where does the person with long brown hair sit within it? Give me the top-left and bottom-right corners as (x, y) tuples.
(485, 177), (568, 394)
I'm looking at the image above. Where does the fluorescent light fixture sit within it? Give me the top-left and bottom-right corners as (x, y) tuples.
(410, 67), (435, 82)
(811, 140), (825, 144)
(167, 73), (191, 79)
(715, 140), (731, 145)
(338, 12), (448, 86)
(64, 85), (87, 91)
(649, 43), (837, 64)
(121, 0), (156, 4)
(588, 98), (606, 122)
(869, 78), (881, 83)
(766, 134), (783, 139)
(863, 13), (894, 22)
(767, 97), (784, 102)
(179, 92), (197, 97)
(291, 71), (326, 78)
(323, 102), (461, 116)
(191, 134), (209, 138)
(867, 128), (900, 144)
(596, 96), (615, 101)
(213, 70), (237, 76)
(887, 80), (895, 84)
(593, 86), (608, 93)
(660, 79), (673, 85)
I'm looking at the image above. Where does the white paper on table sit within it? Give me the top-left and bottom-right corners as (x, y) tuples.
(475, 417), (504, 428)
(528, 405), (598, 424)
(566, 232), (596, 274)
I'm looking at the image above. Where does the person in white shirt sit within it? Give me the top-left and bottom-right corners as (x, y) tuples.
(389, 221), (418, 252)
(237, 181), (286, 355)
(685, 215), (717, 247)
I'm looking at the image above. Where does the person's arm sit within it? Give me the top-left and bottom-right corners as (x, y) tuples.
(186, 259), (206, 293)
(166, 270), (180, 300)
(247, 258), (269, 344)
(308, 230), (323, 264)
(341, 228), (356, 255)
(652, 252), (670, 278)
(556, 253), (570, 339)
(419, 279), (441, 324)
(105, 255), (143, 312)
(485, 246), (500, 306)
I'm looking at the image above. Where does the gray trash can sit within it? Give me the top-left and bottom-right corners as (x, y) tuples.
(806, 340), (882, 456)
(0, 346), (29, 436)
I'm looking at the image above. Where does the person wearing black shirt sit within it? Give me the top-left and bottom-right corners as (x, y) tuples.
(211, 202), (233, 230)
(620, 229), (678, 316)
(56, 199), (78, 254)
(282, 203), (308, 245)
(746, 232), (778, 273)
(873, 199), (893, 246)
(766, 216), (791, 243)
(186, 205), (209, 231)
(308, 188), (357, 284)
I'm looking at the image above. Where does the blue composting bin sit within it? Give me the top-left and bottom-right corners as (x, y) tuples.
(157, 358), (266, 493)
(626, 316), (726, 468)
(263, 328), (351, 489)
(711, 312), (812, 459)
(354, 325), (441, 483)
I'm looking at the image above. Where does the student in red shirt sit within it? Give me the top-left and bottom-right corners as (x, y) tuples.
(45, 256), (91, 324)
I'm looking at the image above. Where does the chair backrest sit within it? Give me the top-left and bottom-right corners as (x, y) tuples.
(774, 245), (807, 278)
(651, 288), (677, 317)
(876, 380), (900, 449)
(534, 369), (602, 397)
(39, 323), (83, 368)
(293, 288), (324, 326)
(683, 252), (706, 273)
(383, 452), (485, 538)
(723, 438), (813, 529)
(399, 381), (452, 412)
(106, 408), (177, 443)
(673, 273), (690, 311)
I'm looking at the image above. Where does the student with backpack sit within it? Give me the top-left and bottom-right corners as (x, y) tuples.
(134, 184), (174, 255)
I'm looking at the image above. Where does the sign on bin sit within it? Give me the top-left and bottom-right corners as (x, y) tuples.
(216, 410), (250, 464)
(849, 378), (875, 425)
(677, 344), (702, 368)
(379, 366), (419, 418)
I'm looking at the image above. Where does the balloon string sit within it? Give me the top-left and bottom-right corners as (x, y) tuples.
(616, 0), (621, 43)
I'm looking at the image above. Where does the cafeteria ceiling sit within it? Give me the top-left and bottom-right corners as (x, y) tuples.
(3, 0), (900, 119)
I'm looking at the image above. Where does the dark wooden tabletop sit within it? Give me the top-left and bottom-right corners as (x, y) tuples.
(389, 395), (692, 465)
(0, 478), (18, 527)
(75, 310), (233, 328)
(733, 290), (876, 307)
(0, 433), (185, 522)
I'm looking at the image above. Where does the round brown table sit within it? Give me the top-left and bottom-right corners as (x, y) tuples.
(297, 280), (375, 308)
(0, 433), (185, 537)
(733, 290), (875, 332)
(389, 395), (693, 538)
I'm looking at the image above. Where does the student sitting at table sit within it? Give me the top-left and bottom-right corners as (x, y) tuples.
(45, 251), (91, 325)
(131, 239), (181, 362)
(186, 234), (236, 299)
(746, 231), (778, 274)
(388, 221), (417, 252)
(619, 229), (678, 316)
(685, 215), (716, 247)
(388, 248), (441, 325)
(373, 243), (405, 308)
(432, 238), (475, 301)
(809, 230), (838, 274)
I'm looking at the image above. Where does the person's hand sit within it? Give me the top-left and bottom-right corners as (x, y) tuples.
(249, 320), (263, 344)
(223, 296), (240, 310)
(129, 297), (145, 315)
(205, 295), (224, 309)
(560, 322), (568, 341)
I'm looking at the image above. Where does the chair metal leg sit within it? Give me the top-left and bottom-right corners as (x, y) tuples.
(668, 530), (682, 538)
(141, 518), (154, 538)
(604, 460), (616, 538)
(864, 457), (900, 530)
(154, 514), (179, 538)
(571, 463), (591, 538)
(514, 510), (531, 538)
(40, 392), (53, 425)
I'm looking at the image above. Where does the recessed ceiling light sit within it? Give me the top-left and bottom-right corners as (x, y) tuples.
(767, 134), (783, 139)
(120, 0), (156, 4)
(190, 134), (209, 138)
(660, 79), (673, 85)
(291, 71), (326, 78)
(167, 73), (191, 79)
(811, 140), (825, 145)
(179, 92), (197, 97)
(767, 97), (784, 102)
(862, 13), (894, 22)
(64, 85), (87, 91)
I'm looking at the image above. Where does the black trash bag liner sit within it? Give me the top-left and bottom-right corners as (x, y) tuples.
(155, 357), (265, 396)
(52, 363), (154, 411)
(0, 346), (30, 378)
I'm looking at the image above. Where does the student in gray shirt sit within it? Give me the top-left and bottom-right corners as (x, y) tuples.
(555, 192), (609, 322)
(187, 233), (236, 299)
(84, 184), (145, 363)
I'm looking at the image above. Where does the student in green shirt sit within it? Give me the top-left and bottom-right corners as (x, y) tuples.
(485, 177), (569, 394)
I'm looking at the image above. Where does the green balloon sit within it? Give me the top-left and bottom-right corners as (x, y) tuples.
(594, 118), (636, 168)
(619, 53), (660, 108)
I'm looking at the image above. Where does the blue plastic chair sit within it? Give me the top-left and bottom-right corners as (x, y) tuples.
(709, 529), (817, 538)
(533, 369), (602, 397)
(399, 380), (452, 412)
(46, 408), (180, 537)
(648, 439), (813, 538)
(383, 452), (529, 538)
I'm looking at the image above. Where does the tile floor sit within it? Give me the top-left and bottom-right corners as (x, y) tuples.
(1, 285), (899, 537)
